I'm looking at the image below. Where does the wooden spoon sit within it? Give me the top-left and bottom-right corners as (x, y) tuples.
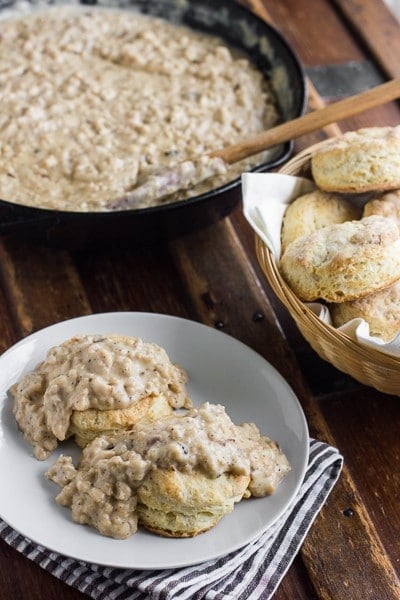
(111, 79), (400, 210)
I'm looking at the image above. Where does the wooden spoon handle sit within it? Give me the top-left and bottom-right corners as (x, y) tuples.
(211, 79), (400, 164)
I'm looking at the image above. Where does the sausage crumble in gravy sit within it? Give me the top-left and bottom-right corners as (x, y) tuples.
(10, 334), (190, 460)
(46, 402), (291, 539)
(0, 7), (280, 211)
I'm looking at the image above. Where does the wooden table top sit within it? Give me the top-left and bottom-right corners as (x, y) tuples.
(0, 1), (399, 598)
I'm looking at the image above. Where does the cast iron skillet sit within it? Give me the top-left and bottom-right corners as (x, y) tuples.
(0, 0), (307, 248)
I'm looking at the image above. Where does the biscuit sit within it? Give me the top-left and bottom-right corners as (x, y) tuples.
(311, 126), (400, 193)
(279, 215), (400, 302)
(137, 468), (250, 538)
(330, 279), (400, 341)
(363, 189), (400, 224)
(281, 189), (361, 254)
(68, 393), (173, 447)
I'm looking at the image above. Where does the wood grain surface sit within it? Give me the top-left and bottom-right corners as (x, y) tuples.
(0, 1), (399, 599)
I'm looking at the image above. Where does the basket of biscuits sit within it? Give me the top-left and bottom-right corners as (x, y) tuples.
(243, 125), (400, 395)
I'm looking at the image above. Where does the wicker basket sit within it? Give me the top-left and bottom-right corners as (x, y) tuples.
(255, 141), (400, 396)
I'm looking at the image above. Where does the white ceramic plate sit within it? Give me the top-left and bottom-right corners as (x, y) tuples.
(0, 312), (309, 569)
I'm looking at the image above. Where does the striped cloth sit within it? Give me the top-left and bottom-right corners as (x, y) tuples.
(0, 439), (342, 600)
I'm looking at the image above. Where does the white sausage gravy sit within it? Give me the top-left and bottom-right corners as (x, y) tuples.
(11, 334), (190, 460)
(46, 402), (291, 539)
(0, 7), (279, 210)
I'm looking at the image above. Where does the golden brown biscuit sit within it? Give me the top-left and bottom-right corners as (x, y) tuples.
(68, 394), (173, 447)
(280, 215), (400, 302)
(311, 126), (400, 193)
(363, 189), (400, 224)
(281, 189), (361, 254)
(330, 279), (400, 341)
(137, 468), (250, 538)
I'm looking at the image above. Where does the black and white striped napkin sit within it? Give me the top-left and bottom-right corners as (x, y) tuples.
(0, 439), (342, 600)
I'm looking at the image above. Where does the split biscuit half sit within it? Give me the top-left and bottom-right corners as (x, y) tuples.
(69, 393), (174, 447)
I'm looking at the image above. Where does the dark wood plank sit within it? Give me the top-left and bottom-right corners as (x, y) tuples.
(333, 0), (400, 79)
(169, 220), (289, 355)
(74, 242), (194, 318)
(245, 0), (365, 65)
(0, 239), (91, 336)
(0, 243), (21, 352)
(301, 481), (400, 600)
(0, 539), (87, 600)
(319, 388), (400, 565)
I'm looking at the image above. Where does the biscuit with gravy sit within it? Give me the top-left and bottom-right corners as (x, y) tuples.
(46, 402), (291, 539)
(11, 334), (191, 459)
